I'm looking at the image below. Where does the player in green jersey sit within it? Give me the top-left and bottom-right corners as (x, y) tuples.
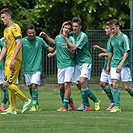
(0, 37), (10, 111)
(93, 21), (114, 111)
(64, 17), (100, 111)
(107, 19), (133, 112)
(40, 21), (77, 111)
(22, 25), (54, 111)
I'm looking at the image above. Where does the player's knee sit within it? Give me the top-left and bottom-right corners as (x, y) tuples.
(3, 82), (10, 88)
(31, 84), (37, 88)
(99, 82), (106, 88)
(124, 86), (130, 92)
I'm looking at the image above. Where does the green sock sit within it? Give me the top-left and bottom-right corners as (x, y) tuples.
(128, 88), (133, 97)
(112, 88), (120, 108)
(87, 88), (99, 103)
(1, 87), (10, 105)
(103, 86), (114, 103)
(32, 88), (38, 106)
(63, 98), (69, 109)
(81, 88), (90, 107)
(29, 88), (39, 105)
(60, 91), (64, 103)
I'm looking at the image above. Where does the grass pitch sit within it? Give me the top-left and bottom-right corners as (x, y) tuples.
(0, 84), (133, 133)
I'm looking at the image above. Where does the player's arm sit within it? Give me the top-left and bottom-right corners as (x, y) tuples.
(48, 47), (55, 52)
(64, 36), (77, 51)
(10, 39), (22, 69)
(47, 50), (56, 58)
(106, 52), (112, 74)
(39, 32), (55, 45)
(62, 44), (75, 58)
(93, 45), (106, 52)
(116, 51), (129, 73)
(0, 44), (7, 62)
(98, 53), (108, 58)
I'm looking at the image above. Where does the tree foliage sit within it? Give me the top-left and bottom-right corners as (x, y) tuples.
(0, 0), (130, 38)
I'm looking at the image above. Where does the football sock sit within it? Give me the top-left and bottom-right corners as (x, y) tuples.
(8, 84), (27, 102)
(128, 88), (133, 97)
(112, 88), (120, 108)
(60, 91), (64, 103)
(63, 98), (69, 109)
(87, 88), (99, 103)
(103, 86), (114, 103)
(11, 91), (16, 109)
(32, 88), (38, 106)
(9, 90), (13, 108)
(81, 88), (90, 107)
(1, 87), (10, 105)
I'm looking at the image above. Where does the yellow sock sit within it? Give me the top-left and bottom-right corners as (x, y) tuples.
(11, 91), (16, 109)
(9, 90), (13, 108)
(8, 84), (27, 102)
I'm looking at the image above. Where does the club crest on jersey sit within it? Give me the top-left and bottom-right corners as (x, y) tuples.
(118, 41), (122, 46)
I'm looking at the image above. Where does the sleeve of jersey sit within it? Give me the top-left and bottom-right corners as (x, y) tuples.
(42, 39), (50, 51)
(75, 33), (88, 49)
(123, 34), (130, 52)
(12, 24), (22, 40)
(108, 38), (113, 53)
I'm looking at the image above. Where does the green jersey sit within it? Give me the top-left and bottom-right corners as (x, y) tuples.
(71, 31), (92, 65)
(109, 32), (130, 68)
(22, 36), (50, 74)
(0, 37), (4, 70)
(103, 37), (111, 70)
(54, 34), (75, 69)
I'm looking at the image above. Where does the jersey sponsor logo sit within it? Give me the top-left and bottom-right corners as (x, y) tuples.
(118, 41), (122, 46)
(35, 42), (39, 47)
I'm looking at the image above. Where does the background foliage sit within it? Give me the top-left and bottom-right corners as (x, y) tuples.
(0, 0), (130, 38)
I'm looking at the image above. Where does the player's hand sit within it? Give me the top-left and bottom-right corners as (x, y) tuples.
(62, 44), (68, 50)
(39, 32), (46, 38)
(47, 53), (53, 58)
(106, 66), (110, 74)
(10, 59), (15, 69)
(93, 45), (99, 50)
(116, 66), (122, 73)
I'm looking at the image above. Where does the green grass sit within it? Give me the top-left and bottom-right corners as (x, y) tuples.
(0, 84), (133, 133)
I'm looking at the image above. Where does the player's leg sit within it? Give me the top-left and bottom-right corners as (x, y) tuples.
(121, 67), (133, 97)
(100, 69), (114, 110)
(59, 84), (65, 103)
(0, 70), (9, 111)
(110, 68), (121, 112)
(29, 71), (41, 111)
(58, 67), (76, 111)
(4, 60), (31, 114)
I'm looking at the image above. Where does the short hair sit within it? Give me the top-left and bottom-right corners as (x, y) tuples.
(26, 25), (35, 31)
(106, 21), (112, 26)
(59, 20), (72, 34)
(0, 8), (13, 17)
(110, 19), (120, 26)
(72, 17), (82, 26)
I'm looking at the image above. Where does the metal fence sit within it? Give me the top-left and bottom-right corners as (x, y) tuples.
(19, 29), (132, 84)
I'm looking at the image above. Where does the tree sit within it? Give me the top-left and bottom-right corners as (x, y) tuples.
(0, 0), (130, 38)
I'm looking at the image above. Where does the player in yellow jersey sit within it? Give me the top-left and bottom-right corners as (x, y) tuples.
(0, 8), (31, 114)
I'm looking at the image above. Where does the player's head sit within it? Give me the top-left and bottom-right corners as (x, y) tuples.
(60, 20), (72, 34)
(26, 25), (36, 40)
(105, 21), (113, 36)
(72, 17), (82, 35)
(0, 8), (13, 26)
(110, 19), (120, 35)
